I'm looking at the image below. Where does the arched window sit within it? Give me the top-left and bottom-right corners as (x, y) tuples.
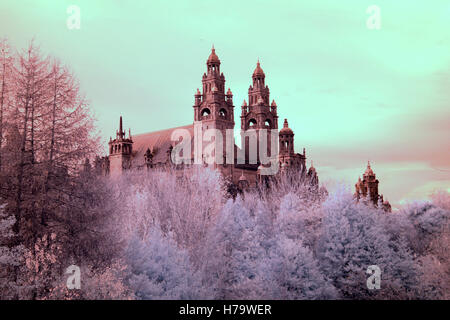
(219, 108), (227, 118)
(201, 108), (211, 117)
(264, 119), (271, 127)
(248, 119), (257, 127)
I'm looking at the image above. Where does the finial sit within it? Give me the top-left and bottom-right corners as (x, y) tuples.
(311, 160), (314, 168)
(303, 147), (305, 156)
(118, 116), (124, 138)
(242, 99), (247, 106)
(367, 160), (371, 168)
(283, 118), (289, 128)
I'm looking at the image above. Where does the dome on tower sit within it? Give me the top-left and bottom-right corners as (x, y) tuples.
(253, 60), (265, 77)
(364, 161), (374, 176)
(280, 118), (293, 135)
(207, 46), (220, 63)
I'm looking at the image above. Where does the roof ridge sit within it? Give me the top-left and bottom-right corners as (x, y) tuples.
(132, 124), (193, 137)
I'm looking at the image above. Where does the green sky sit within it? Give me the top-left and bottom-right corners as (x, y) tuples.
(1, 0), (449, 207)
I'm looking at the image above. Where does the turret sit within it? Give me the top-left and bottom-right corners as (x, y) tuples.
(279, 119), (294, 155)
(241, 59), (278, 165)
(354, 161), (390, 211)
(108, 116), (133, 177)
(307, 161), (319, 187)
(192, 46), (235, 168)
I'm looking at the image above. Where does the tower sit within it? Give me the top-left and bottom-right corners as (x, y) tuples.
(240, 60), (278, 164)
(108, 116), (133, 177)
(307, 161), (319, 188)
(193, 46), (235, 166)
(278, 118), (306, 173)
(356, 161), (379, 205)
(279, 118), (294, 156)
(354, 161), (391, 211)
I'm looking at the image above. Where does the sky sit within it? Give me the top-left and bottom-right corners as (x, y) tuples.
(1, 0), (449, 208)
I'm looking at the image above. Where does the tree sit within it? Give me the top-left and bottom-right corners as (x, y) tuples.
(0, 204), (26, 299)
(39, 58), (98, 226)
(316, 188), (420, 299)
(124, 227), (204, 300)
(10, 41), (50, 244)
(111, 168), (224, 263)
(267, 236), (337, 299)
(200, 197), (270, 299)
(0, 38), (14, 172)
(389, 192), (450, 299)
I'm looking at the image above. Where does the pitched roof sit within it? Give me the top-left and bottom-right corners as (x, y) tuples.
(131, 124), (194, 167)
(130, 124), (261, 170)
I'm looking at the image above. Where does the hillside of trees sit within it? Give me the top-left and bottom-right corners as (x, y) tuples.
(0, 39), (449, 300)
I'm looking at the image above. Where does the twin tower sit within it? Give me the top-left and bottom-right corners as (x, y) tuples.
(104, 47), (316, 188)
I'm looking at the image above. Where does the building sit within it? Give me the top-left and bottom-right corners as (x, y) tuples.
(354, 162), (391, 211)
(98, 47), (316, 188)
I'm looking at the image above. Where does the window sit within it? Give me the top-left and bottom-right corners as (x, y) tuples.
(201, 108), (211, 117)
(219, 108), (227, 118)
(265, 119), (271, 127)
(249, 119), (257, 127)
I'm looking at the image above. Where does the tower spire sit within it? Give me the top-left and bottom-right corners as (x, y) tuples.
(207, 45), (220, 64)
(118, 116), (124, 139)
(253, 59), (265, 77)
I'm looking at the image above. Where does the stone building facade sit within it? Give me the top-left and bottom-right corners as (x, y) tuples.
(98, 47), (316, 188)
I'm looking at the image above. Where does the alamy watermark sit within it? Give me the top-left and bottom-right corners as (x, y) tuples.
(66, 265), (81, 289)
(67, 5), (81, 30)
(366, 5), (381, 30)
(170, 124), (280, 175)
(366, 265), (381, 290)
